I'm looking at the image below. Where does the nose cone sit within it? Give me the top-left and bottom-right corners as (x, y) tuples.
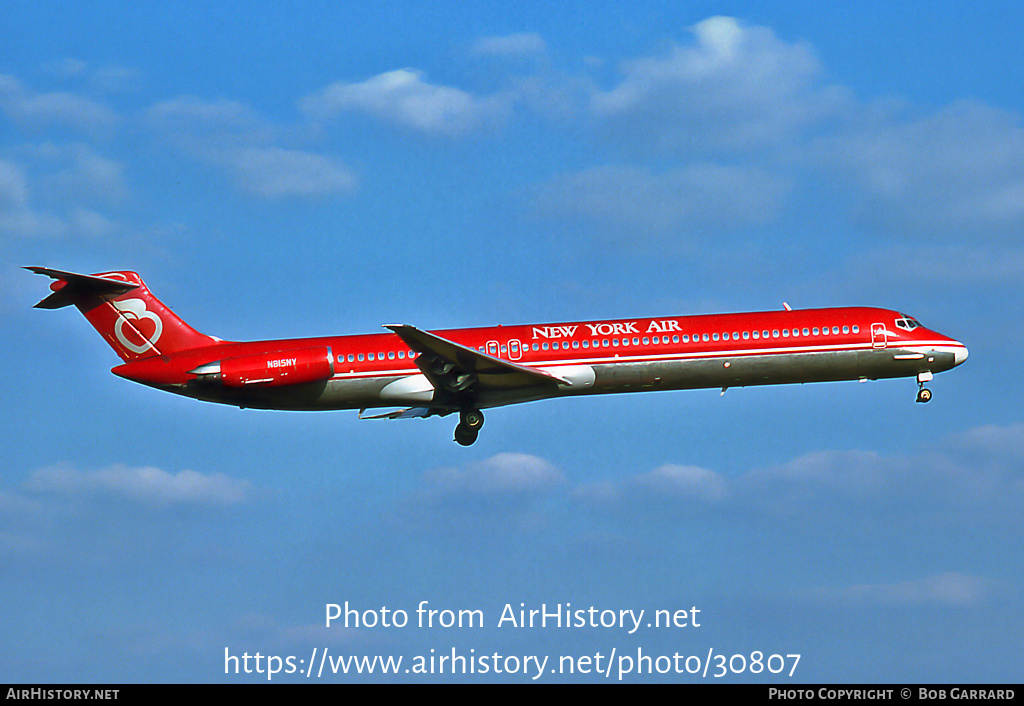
(954, 343), (969, 366)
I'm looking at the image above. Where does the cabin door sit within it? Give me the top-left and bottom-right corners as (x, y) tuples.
(871, 323), (887, 348)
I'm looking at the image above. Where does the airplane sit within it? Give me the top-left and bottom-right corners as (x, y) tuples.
(27, 267), (968, 446)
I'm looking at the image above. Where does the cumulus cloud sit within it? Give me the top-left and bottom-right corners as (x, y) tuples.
(41, 142), (128, 203)
(852, 244), (1024, 285)
(590, 17), (851, 154)
(0, 73), (118, 131)
(0, 159), (28, 206)
(400, 453), (565, 533)
(951, 422), (1024, 458)
(472, 33), (546, 57)
(0, 146), (124, 239)
(215, 146), (357, 198)
(425, 452), (565, 498)
(532, 162), (792, 236)
(147, 96), (269, 142)
(25, 464), (252, 506)
(812, 100), (1024, 236)
(839, 573), (999, 607)
(636, 464), (729, 502)
(147, 96), (354, 198)
(300, 69), (508, 134)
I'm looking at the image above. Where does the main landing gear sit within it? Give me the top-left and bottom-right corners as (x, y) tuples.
(916, 371), (933, 404)
(454, 408), (484, 446)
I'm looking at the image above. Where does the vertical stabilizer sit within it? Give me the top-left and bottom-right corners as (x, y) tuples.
(26, 267), (221, 362)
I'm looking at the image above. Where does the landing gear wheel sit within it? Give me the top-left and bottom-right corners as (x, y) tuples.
(454, 423), (479, 446)
(916, 387), (932, 403)
(454, 409), (484, 446)
(461, 409), (484, 430)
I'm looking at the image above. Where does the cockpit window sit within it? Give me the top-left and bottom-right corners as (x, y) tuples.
(895, 315), (921, 331)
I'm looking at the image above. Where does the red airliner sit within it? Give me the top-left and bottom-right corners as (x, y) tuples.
(28, 267), (968, 445)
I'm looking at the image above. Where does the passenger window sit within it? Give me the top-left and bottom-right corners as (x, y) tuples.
(852, 325), (860, 334)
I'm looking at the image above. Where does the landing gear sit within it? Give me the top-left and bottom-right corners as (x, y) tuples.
(454, 408), (484, 446)
(916, 371), (933, 404)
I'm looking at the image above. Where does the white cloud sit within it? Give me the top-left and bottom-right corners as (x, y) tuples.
(634, 464), (729, 502)
(44, 143), (128, 203)
(72, 208), (117, 236)
(26, 464), (252, 506)
(573, 463), (728, 513)
(397, 453), (566, 534)
(0, 159), (28, 206)
(853, 244), (1024, 285)
(472, 33), (546, 57)
(532, 162), (792, 236)
(951, 422), (1024, 458)
(0, 73), (117, 130)
(425, 452), (564, 497)
(147, 96), (268, 140)
(590, 17), (851, 154)
(0, 204), (68, 238)
(840, 573), (998, 607)
(301, 69), (508, 134)
(814, 100), (1024, 236)
(0, 147), (124, 239)
(147, 96), (354, 198)
(216, 146), (357, 198)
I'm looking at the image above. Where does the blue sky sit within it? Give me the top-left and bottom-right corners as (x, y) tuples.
(2, 1), (1022, 682)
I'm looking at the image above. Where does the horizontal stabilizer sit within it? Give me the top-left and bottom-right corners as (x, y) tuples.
(25, 267), (138, 309)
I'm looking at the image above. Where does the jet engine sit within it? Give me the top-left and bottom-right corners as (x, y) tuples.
(192, 346), (334, 387)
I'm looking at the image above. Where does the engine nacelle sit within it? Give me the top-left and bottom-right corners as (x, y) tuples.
(192, 346), (334, 388)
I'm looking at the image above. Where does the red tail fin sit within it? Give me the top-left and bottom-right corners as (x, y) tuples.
(27, 267), (220, 362)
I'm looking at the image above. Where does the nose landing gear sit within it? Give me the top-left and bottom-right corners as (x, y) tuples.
(454, 408), (484, 446)
(916, 371), (933, 403)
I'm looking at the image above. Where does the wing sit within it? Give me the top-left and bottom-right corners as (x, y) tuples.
(384, 324), (567, 400)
